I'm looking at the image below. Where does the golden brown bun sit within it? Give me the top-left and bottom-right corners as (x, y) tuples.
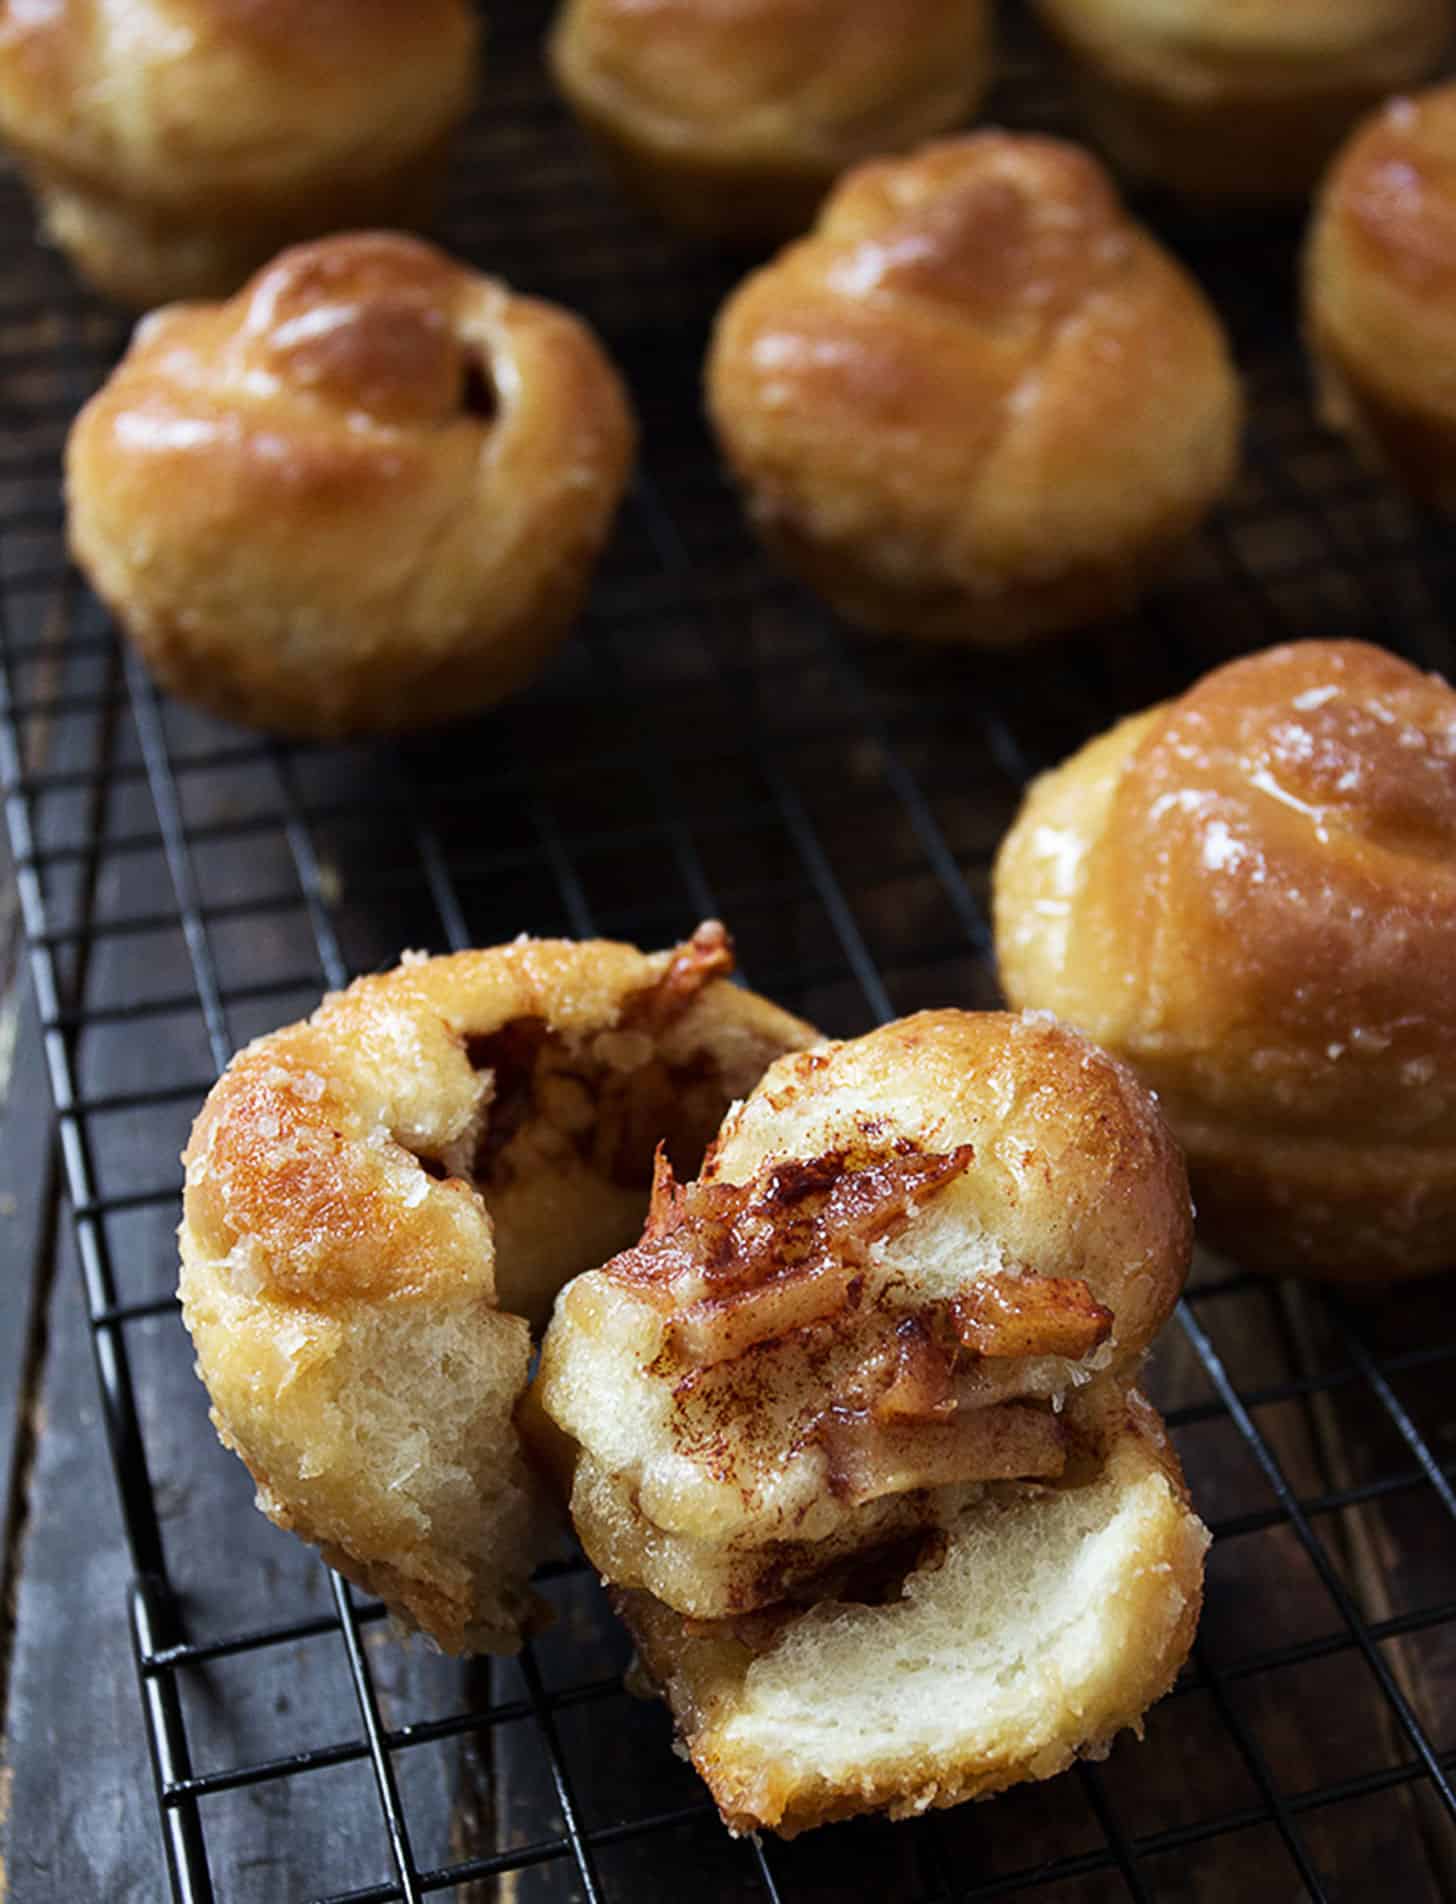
(66, 233), (636, 739)
(616, 1386), (1208, 1838)
(1034, 0), (1451, 206)
(537, 1009), (1192, 1619)
(706, 133), (1242, 647)
(1305, 83), (1456, 510)
(549, 0), (992, 244)
(0, 0), (479, 308)
(995, 639), (1456, 1282)
(178, 924), (819, 1652)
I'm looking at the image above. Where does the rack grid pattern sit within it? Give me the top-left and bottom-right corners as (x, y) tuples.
(3, 8), (1456, 1901)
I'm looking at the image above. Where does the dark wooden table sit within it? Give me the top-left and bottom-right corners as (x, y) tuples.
(0, 865), (160, 1900)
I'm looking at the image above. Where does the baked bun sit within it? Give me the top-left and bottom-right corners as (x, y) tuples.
(536, 1009), (1192, 1620)
(178, 924), (818, 1653)
(705, 133), (1242, 647)
(0, 0), (479, 309)
(616, 1386), (1208, 1838)
(66, 233), (636, 739)
(549, 0), (992, 245)
(995, 639), (1456, 1282)
(1033, 0), (1451, 206)
(1305, 83), (1456, 510)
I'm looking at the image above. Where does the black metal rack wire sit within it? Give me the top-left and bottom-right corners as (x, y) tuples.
(3, 7), (1456, 1901)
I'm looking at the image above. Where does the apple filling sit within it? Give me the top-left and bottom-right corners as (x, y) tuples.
(411, 921), (803, 1327)
(603, 1142), (1114, 1510)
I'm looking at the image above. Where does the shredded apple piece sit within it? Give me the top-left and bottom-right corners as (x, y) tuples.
(872, 1314), (958, 1423)
(453, 923), (744, 1199)
(612, 1142), (976, 1306)
(620, 919), (736, 1034)
(666, 1269), (853, 1366)
(953, 1272), (1113, 1361)
(819, 1403), (1067, 1505)
(613, 1144), (1109, 1373)
(602, 1141), (1111, 1505)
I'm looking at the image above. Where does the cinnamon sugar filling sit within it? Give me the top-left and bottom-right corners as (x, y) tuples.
(602, 1142), (1114, 1507)
(410, 922), (749, 1207)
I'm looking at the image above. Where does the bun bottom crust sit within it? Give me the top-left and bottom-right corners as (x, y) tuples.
(20, 144), (450, 310)
(552, 94), (833, 246)
(748, 494), (1204, 648)
(1062, 70), (1413, 208)
(615, 1391), (1207, 1837)
(77, 544), (597, 742)
(1168, 1101), (1456, 1282)
(1312, 351), (1456, 516)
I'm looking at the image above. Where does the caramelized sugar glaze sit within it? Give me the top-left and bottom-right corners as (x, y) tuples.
(996, 640), (1456, 1278)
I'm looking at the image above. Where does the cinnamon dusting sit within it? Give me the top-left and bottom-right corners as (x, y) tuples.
(600, 1141), (1111, 1508)
(611, 1143), (975, 1307)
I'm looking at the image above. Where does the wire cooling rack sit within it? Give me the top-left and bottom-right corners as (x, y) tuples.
(3, 7), (1456, 1902)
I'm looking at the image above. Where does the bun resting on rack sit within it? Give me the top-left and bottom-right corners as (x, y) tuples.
(548, 0), (993, 244)
(0, 0), (479, 308)
(705, 133), (1242, 647)
(1305, 82), (1456, 511)
(615, 1385), (1208, 1838)
(1032, 0), (1451, 207)
(994, 639), (1456, 1281)
(534, 1009), (1192, 1620)
(178, 924), (819, 1653)
(65, 233), (636, 740)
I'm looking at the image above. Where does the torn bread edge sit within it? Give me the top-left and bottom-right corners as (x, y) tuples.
(614, 1387), (1208, 1838)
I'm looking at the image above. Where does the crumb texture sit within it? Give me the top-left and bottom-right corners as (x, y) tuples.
(179, 926), (817, 1651)
(620, 1389), (1208, 1836)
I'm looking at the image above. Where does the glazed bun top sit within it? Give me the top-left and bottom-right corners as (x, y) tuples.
(0, 0), (478, 204)
(1322, 84), (1456, 292)
(1307, 84), (1456, 421)
(105, 229), (608, 436)
(1002, 639), (1456, 1136)
(65, 233), (636, 720)
(72, 226), (631, 464)
(109, 226), (578, 424)
(708, 133), (1239, 587)
(550, 0), (990, 170)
